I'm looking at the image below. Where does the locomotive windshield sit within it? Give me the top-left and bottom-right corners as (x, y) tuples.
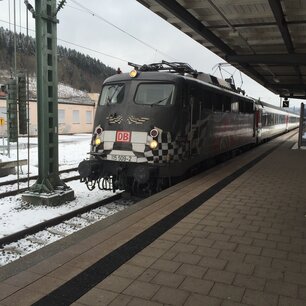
(134, 83), (175, 106)
(99, 84), (125, 105)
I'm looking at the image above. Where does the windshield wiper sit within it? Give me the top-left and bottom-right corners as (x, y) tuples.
(106, 86), (121, 105)
(150, 95), (171, 106)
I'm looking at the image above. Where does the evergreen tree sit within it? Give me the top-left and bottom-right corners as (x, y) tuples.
(0, 26), (116, 92)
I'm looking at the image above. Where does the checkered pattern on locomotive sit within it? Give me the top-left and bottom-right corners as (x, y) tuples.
(144, 132), (187, 164)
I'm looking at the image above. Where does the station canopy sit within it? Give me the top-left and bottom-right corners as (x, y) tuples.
(137, 0), (306, 99)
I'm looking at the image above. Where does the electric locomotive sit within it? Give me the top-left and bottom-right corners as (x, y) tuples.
(78, 61), (298, 194)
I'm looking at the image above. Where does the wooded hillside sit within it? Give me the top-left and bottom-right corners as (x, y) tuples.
(0, 27), (116, 93)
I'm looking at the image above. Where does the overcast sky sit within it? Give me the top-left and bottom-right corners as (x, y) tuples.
(0, 0), (303, 108)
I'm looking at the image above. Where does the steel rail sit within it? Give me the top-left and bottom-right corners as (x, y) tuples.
(0, 167), (78, 187)
(0, 192), (122, 248)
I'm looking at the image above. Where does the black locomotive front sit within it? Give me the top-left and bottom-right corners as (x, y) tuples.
(78, 69), (188, 194)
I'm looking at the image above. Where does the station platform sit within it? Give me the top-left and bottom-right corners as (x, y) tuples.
(0, 130), (305, 306)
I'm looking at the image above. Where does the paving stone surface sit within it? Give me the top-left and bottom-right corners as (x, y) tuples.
(1, 132), (305, 305)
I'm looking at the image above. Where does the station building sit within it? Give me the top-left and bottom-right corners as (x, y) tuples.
(0, 92), (98, 136)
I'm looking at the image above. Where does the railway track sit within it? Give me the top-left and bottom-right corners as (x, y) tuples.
(0, 167), (78, 187)
(0, 192), (136, 266)
(0, 167), (80, 199)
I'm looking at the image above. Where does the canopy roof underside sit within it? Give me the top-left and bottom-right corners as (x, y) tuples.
(137, 0), (306, 99)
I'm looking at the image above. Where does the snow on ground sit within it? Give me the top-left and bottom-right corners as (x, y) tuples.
(1, 132), (305, 241)
(0, 134), (115, 238)
(20, 74), (89, 99)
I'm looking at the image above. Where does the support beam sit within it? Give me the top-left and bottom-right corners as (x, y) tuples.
(270, 84), (306, 90)
(268, 0), (303, 83)
(280, 95), (306, 100)
(153, 0), (269, 86)
(226, 54), (306, 65)
(137, 0), (305, 98)
(155, 0), (235, 55)
(207, 20), (306, 30)
(268, 0), (294, 53)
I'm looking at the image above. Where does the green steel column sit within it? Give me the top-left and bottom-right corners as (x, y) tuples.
(7, 79), (18, 143)
(28, 0), (72, 197)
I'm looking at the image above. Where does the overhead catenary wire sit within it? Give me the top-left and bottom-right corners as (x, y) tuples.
(59, 38), (129, 63)
(69, 0), (156, 50)
(0, 19), (130, 64)
(2, 0), (178, 65)
(69, 0), (177, 62)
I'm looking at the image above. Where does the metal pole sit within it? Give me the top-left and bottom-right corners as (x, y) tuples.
(26, 6), (30, 188)
(13, 0), (20, 189)
(13, 0), (16, 74)
(8, 0), (11, 32)
(35, 0), (60, 189)
(19, 0), (21, 33)
(298, 103), (304, 149)
(23, 0), (74, 205)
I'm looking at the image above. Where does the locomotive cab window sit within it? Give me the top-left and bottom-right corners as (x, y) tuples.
(99, 83), (125, 105)
(134, 83), (175, 106)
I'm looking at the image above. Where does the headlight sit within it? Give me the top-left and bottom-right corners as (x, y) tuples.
(149, 140), (158, 150)
(129, 69), (138, 78)
(95, 138), (101, 146)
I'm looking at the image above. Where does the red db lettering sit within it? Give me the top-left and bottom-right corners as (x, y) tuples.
(116, 131), (131, 142)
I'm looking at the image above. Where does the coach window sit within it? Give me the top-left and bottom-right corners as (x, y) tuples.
(213, 94), (223, 112)
(268, 113), (273, 126)
(203, 92), (213, 111)
(100, 84), (125, 105)
(223, 96), (231, 112)
(239, 100), (245, 113)
(231, 101), (239, 113)
(134, 83), (174, 106)
(72, 110), (80, 124)
(58, 109), (65, 124)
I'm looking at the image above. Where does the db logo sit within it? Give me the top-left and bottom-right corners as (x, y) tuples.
(116, 131), (131, 142)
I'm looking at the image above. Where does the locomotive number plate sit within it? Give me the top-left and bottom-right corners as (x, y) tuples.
(116, 131), (131, 142)
(111, 155), (132, 162)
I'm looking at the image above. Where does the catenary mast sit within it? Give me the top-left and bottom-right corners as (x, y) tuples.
(23, 0), (74, 205)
